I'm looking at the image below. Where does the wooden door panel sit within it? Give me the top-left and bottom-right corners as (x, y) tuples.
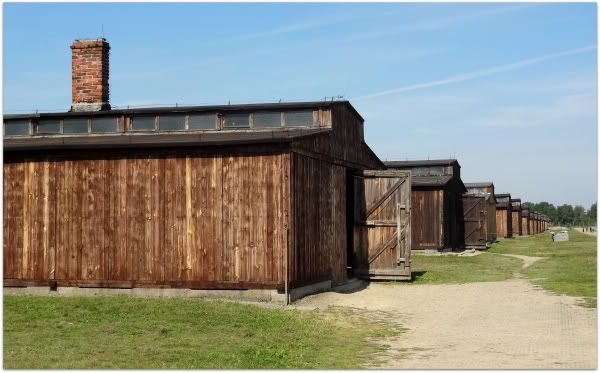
(463, 196), (485, 247)
(353, 170), (411, 280)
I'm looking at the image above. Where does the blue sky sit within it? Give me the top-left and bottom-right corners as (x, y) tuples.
(3, 2), (597, 207)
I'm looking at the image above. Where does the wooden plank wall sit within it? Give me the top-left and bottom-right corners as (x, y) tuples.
(352, 172), (410, 276)
(293, 104), (383, 170)
(4, 149), (288, 289)
(463, 196), (485, 248)
(445, 190), (465, 250)
(495, 208), (513, 238)
(511, 210), (522, 237)
(485, 199), (497, 242)
(521, 217), (529, 235)
(291, 153), (347, 286)
(4, 161), (57, 281)
(411, 189), (443, 250)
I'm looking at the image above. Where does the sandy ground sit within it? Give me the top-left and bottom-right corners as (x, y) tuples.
(294, 255), (597, 369)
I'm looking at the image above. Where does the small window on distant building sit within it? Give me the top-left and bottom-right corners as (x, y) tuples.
(428, 166), (444, 176)
(284, 110), (314, 127)
(188, 114), (216, 130)
(91, 117), (117, 133)
(131, 116), (156, 131)
(159, 115), (186, 131)
(63, 118), (89, 134)
(411, 167), (429, 177)
(37, 119), (61, 134)
(4, 120), (30, 136)
(254, 112), (282, 128)
(223, 113), (249, 128)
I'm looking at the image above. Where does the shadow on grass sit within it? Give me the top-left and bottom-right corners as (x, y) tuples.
(410, 271), (427, 282)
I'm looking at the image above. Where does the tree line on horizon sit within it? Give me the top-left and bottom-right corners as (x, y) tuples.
(522, 201), (597, 227)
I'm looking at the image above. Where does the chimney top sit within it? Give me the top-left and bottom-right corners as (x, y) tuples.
(70, 38), (110, 112)
(71, 38), (109, 48)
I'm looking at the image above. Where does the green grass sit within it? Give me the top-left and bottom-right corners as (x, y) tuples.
(3, 296), (400, 369)
(396, 252), (522, 285)
(488, 229), (597, 307)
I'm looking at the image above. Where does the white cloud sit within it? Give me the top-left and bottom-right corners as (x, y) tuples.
(352, 45), (597, 101)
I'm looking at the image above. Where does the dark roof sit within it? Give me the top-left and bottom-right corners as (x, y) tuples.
(412, 175), (453, 187)
(510, 198), (521, 203)
(384, 159), (460, 168)
(4, 100), (364, 122)
(4, 100), (367, 151)
(464, 182), (494, 188)
(463, 192), (496, 203)
(5, 127), (330, 151)
(495, 193), (511, 208)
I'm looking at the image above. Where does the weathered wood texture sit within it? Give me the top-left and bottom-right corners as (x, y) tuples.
(444, 190), (465, 250)
(511, 210), (522, 237)
(463, 195), (498, 248)
(485, 198), (497, 242)
(521, 217), (530, 235)
(292, 104), (383, 170)
(290, 153), (347, 286)
(495, 207), (513, 238)
(463, 196), (486, 248)
(411, 189), (443, 250)
(352, 171), (411, 279)
(410, 188), (465, 251)
(4, 148), (288, 289)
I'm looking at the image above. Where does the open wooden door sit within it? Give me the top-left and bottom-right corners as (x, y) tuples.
(352, 170), (411, 280)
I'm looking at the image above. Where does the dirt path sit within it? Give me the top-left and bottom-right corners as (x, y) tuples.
(575, 227), (598, 236)
(295, 257), (597, 369)
(499, 253), (544, 269)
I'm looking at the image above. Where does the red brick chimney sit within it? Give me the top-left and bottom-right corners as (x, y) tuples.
(70, 38), (110, 111)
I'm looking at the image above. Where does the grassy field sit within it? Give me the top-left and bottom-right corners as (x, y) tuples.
(400, 252), (521, 285)
(3, 296), (399, 369)
(488, 229), (597, 307)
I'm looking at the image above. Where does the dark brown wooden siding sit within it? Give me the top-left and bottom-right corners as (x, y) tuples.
(485, 199), (497, 242)
(290, 153), (347, 286)
(496, 208), (513, 238)
(445, 190), (465, 250)
(4, 148), (289, 289)
(463, 196), (486, 248)
(411, 189), (443, 250)
(511, 210), (522, 237)
(521, 217), (529, 235)
(292, 104), (383, 170)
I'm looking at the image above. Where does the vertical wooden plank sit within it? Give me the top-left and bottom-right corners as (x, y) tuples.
(154, 156), (164, 283)
(213, 155), (223, 283)
(184, 156), (193, 280)
(4, 162), (25, 280)
(22, 162), (32, 279)
(104, 156), (114, 281)
(118, 158), (128, 280)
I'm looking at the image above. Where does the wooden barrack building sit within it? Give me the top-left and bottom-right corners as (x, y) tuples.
(511, 198), (522, 237)
(3, 38), (415, 295)
(384, 159), (466, 251)
(495, 193), (513, 239)
(521, 208), (531, 235)
(463, 182), (497, 249)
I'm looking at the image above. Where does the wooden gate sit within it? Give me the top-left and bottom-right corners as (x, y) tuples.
(352, 170), (411, 280)
(463, 195), (486, 248)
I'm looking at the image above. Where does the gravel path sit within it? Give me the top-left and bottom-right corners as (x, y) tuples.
(295, 256), (597, 369)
